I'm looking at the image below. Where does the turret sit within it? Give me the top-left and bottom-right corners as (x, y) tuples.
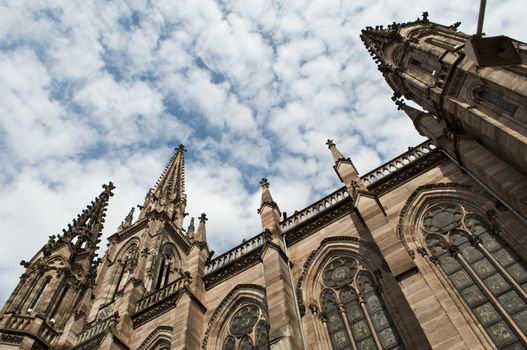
(0, 183), (114, 349)
(257, 178), (281, 232)
(326, 139), (366, 199)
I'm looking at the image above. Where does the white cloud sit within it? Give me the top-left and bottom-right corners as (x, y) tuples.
(0, 0), (525, 305)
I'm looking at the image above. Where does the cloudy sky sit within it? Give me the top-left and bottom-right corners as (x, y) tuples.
(0, 0), (525, 304)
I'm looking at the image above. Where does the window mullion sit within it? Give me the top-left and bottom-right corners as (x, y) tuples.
(456, 252), (527, 345)
(476, 242), (527, 302)
(337, 302), (358, 350)
(358, 293), (383, 349)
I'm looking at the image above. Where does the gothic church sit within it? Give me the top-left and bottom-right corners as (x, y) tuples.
(1, 14), (527, 350)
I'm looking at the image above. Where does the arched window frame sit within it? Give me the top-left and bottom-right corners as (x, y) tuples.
(202, 285), (269, 350)
(153, 243), (180, 291)
(398, 184), (527, 349)
(220, 303), (270, 350)
(421, 203), (527, 348)
(318, 257), (404, 350)
(296, 237), (425, 349)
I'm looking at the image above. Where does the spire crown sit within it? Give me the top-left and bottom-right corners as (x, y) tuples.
(140, 145), (187, 228)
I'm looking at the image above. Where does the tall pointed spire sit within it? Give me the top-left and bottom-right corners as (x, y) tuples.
(43, 182), (115, 267)
(139, 145), (187, 228)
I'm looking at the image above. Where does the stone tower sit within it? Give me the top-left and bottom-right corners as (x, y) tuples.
(69, 144), (210, 350)
(0, 182), (115, 349)
(360, 12), (527, 218)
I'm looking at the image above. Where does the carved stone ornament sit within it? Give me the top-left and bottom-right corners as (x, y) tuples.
(322, 257), (356, 288)
(422, 203), (463, 234)
(229, 304), (259, 337)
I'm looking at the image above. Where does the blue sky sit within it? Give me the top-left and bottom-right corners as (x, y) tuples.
(0, 0), (526, 304)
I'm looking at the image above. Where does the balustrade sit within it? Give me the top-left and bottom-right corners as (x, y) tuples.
(75, 315), (116, 344)
(205, 233), (266, 274)
(362, 140), (436, 186)
(7, 315), (32, 331)
(280, 187), (349, 232)
(135, 275), (189, 313)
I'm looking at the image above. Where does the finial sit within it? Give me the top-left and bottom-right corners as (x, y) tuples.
(177, 144), (186, 152)
(199, 213), (208, 222)
(422, 11), (429, 22)
(260, 178), (270, 188)
(102, 182), (115, 195)
(326, 139), (335, 148)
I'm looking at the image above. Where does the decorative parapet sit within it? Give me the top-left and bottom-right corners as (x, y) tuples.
(38, 321), (59, 345)
(132, 274), (190, 328)
(5, 315), (32, 331)
(361, 140), (436, 186)
(205, 232), (267, 275)
(280, 187), (350, 232)
(202, 140), (440, 279)
(75, 313), (117, 345)
(135, 275), (190, 314)
(1, 314), (58, 347)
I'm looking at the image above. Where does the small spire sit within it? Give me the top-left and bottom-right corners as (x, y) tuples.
(118, 207), (135, 231)
(326, 140), (367, 194)
(259, 178), (279, 211)
(195, 213), (207, 243)
(187, 217), (195, 239)
(258, 178), (281, 232)
(326, 139), (346, 163)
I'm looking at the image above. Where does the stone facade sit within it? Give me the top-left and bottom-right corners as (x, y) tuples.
(1, 14), (527, 350)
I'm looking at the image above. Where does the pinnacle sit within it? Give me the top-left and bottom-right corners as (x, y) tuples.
(44, 182), (115, 259)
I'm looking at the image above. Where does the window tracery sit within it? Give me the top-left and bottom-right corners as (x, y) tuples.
(320, 257), (403, 350)
(477, 89), (518, 116)
(221, 304), (269, 350)
(422, 203), (527, 348)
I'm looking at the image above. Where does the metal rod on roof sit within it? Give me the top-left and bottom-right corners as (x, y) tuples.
(476, 0), (487, 36)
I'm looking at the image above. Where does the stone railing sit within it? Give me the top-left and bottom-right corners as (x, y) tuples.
(6, 314), (32, 331)
(39, 322), (59, 344)
(205, 232), (267, 274)
(75, 314), (117, 344)
(135, 275), (190, 313)
(280, 187), (350, 232)
(361, 140), (436, 186)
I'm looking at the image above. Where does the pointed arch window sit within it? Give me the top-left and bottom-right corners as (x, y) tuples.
(28, 276), (51, 312)
(320, 257), (403, 349)
(155, 254), (173, 290)
(422, 203), (527, 348)
(221, 304), (270, 350)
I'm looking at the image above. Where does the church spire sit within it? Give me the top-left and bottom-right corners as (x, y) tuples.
(139, 145), (187, 228)
(44, 182), (115, 263)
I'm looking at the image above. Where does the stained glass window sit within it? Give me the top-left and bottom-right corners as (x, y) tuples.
(423, 203), (527, 349)
(221, 303), (270, 350)
(478, 90), (518, 115)
(320, 258), (404, 349)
